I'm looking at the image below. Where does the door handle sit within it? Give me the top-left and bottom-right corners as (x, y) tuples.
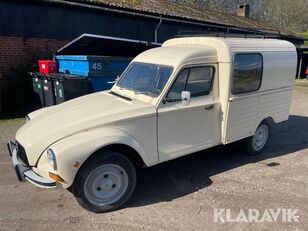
(205, 104), (214, 110)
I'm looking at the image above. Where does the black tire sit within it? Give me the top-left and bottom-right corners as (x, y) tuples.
(72, 151), (136, 213)
(245, 120), (270, 156)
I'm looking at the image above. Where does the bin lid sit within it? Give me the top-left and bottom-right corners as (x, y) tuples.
(49, 73), (88, 81)
(56, 33), (161, 57)
(30, 72), (88, 81)
(56, 55), (132, 61)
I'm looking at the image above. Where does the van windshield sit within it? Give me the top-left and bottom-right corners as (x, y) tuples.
(117, 62), (173, 97)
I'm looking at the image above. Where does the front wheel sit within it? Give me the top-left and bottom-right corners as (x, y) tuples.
(245, 120), (270, 155)
(72, 152), (136, 213)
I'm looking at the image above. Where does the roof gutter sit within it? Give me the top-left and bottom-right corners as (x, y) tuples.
(38, 0), (231, 29)
(37, 0), (303, 41)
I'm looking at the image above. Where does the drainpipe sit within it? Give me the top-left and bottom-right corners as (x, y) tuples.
(155, 18), (163, 43)
(297, 50), (303, 79)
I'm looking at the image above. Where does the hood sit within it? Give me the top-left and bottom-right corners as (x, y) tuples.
(16, 91), (156, 165)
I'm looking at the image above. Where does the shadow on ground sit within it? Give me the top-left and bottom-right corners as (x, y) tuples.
(127, 115), (308, 208)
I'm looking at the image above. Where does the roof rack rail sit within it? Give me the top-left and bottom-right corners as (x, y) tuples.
(176, 31), (282, 39)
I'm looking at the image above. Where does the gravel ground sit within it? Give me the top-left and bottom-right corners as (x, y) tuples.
(0, 85), (307, 231)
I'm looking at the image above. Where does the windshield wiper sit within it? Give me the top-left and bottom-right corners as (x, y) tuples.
(119, 86), (134, 91)
(120, 86), (143, 95)
(119, 86), (156, 97)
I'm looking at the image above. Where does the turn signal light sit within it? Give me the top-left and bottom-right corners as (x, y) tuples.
(73, 162), (80, 168)
(49, 172), (64, 183)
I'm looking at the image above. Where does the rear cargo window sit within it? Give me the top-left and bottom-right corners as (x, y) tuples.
(232, 54), (263, 94)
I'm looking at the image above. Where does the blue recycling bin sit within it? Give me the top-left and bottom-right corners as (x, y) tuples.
(56, 55), (131, 91)
(88, 75), (118, 92)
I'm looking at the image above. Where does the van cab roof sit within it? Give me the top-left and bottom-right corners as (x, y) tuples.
(133, 37), (296, 66)
(133, 45), (217, 67)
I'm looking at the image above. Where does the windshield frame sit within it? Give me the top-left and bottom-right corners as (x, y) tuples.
(116, 62), (174, 98)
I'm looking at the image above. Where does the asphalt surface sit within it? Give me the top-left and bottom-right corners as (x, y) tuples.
(0, 85), (307, 231)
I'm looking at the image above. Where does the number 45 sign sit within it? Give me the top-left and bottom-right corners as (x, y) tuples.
(91, 62), (103, 71)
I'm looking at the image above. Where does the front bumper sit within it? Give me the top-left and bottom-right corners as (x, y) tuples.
(7, 141), (56, 189)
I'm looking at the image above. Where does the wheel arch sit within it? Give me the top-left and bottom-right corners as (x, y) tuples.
(263, 117), (274, 125)
(82, 143), (147, 169)
(68, 143), (146, 191)
(256, 116), (274, 130)
(47, 127), (154, 189)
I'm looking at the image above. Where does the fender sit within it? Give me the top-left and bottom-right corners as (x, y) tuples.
(34, 127), (155, 188)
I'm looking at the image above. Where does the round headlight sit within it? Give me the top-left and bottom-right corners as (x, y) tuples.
(47, 149), (57, 170)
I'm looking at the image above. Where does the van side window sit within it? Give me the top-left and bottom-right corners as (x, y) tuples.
(232, 54), (263, 94)
(167, 66), (214, 101)
(166, 69), (189, 100)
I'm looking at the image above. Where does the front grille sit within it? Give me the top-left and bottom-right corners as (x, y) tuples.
(16, 142), (29, 166)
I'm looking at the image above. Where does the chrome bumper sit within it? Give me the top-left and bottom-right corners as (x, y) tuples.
(7, 141), (56, 189)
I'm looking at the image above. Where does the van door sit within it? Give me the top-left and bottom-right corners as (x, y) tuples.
(223, 53), (263, 143)
(157, 65), (216, 162)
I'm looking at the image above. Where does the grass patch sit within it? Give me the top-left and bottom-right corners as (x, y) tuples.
(0, 118), (25, 127)
(295, 79), (308, 87)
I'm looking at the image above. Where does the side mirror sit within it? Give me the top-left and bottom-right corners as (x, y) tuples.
(181, 91), (191, 105)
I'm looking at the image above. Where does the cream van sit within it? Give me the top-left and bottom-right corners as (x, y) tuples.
(8, 37), (297, 212)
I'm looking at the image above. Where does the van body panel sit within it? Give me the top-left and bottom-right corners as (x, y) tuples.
(12, 37), (297, 189)
(164, 37), (296, 144)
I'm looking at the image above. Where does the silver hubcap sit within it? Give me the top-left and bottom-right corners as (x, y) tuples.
(252, 125), (269, 151)
(84, 164), (128, 206)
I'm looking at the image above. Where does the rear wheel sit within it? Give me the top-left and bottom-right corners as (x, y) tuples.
(245, 120), (270, 155)
(72, 152), (136, 213)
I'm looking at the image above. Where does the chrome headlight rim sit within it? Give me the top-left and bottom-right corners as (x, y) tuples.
(47, 149), (58, 170)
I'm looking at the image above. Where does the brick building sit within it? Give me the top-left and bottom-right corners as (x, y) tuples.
(0, 0), (304, 114)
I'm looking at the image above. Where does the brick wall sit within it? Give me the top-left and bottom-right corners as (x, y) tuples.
(0, 36), (68, 114)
